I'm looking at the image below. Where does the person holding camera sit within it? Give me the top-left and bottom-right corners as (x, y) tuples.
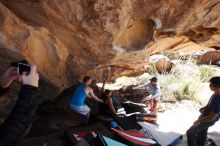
(0, 64), (39, 145)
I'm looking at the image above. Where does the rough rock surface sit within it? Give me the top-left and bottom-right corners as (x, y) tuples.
(0, 0), (219, 90)
(197, 50), (220, 65)
(0, 1), (219, 145)
(0, 0), (220, 126)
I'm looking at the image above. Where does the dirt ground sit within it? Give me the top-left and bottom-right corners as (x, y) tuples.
(157, 101), (220, 146)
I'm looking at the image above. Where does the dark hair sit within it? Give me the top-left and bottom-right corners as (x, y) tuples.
(150, 77), (158, 82)
(104, 89), (111, 95)
(210, 76), (220, 87)
(83, 76), (91, 82)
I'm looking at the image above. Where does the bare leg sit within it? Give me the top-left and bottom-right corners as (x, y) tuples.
(152, 100), (158, 115)
(148, 100), (154, 111)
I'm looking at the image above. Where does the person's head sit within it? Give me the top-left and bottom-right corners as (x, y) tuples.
(150, 77), (158, 85)
(83, 76), (92, 85)
(209, 76), (220, 95)
(91, 79), (96, 85)
(104, 89), (112, 97)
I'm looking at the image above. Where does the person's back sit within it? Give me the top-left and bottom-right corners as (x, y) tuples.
(71, 83), (87, 106)
(70, 76), (103, 123)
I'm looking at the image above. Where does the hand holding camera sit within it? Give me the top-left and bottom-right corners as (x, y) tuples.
(0, 60), (39, 88)
(21, 65), (39, 87)
(11, 60), (31, 75)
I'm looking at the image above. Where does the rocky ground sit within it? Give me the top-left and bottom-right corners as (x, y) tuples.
(101, 74), (220, 145)
(158, 101), (220, 145)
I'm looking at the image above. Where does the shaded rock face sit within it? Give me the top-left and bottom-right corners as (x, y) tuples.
(0, 0), (219, 99)
(0, 1), (219, 144)
(113, 19), (155, 51)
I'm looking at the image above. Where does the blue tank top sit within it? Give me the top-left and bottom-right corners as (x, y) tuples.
(71, 84), (87, 106)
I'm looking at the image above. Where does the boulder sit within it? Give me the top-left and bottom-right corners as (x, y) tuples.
(197, 51), (220, 65)
(149, 55), (173, 74)
(155, 60), (173, 74)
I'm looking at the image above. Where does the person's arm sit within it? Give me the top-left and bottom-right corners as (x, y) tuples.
(0, 67), (20, 97)
(105, 97), (117, 115)
(0, 65), (39, 146)
(195, 99), (220, 125)
(0, 85), (39, 145)
(136, 83), (150, 90)
(101, 75), (109, 93)
(87, 87), (103, 103)
(142, 86), (160, 101)
(199, 106), (207, 113)
(0, 87), (9, 97)
(194, 112), (219, 125)
(148, 86), (160, 100)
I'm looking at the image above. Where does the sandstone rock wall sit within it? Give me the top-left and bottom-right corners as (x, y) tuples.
(0, 0), (219, 98)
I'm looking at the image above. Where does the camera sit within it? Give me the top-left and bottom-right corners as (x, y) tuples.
(11, 60), (31, 75)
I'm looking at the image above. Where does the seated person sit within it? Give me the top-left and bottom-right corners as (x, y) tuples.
(100, 89), (117, 117)
(70, 76), (103, 124)
(0, 64), (39, 145)
(99, 75), (118, 117)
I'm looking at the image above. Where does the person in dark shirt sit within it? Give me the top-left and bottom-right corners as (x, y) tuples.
(99, 75), (117, 117)
(0, 65), (39, 146)
(187, 76), (220, 146)
(100, 89), (117, 117)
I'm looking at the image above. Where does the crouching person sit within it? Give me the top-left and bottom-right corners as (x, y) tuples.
(70, 76), (103, 125)
(0, 65), (39, 145)
(141, 77), (160, 115)
(187, 76), (220, 146)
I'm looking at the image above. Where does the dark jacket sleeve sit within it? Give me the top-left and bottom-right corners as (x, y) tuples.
(0, 85), (39, 146)
(0, 87), (9, 97)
